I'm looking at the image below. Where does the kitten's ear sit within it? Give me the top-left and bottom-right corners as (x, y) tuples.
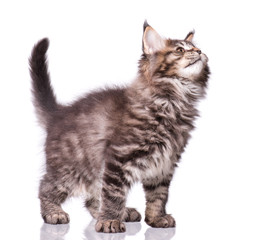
(142, 21), (165, 55)
(185, 31), (195, 42)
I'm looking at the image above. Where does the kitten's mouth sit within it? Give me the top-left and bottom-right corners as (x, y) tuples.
(185, 58), (201, 68)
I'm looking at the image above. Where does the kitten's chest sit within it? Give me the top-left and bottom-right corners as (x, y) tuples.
(124, 141), (174, 185)
(122, 100), (196, 184)
(154, 102), (196, 151)
(143, 142), (174, 183)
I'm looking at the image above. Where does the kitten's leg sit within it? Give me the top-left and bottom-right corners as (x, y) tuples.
(39, 175), (70, 224)
(95, 162), (130, 233)
(143, 179), (175, 228)
(85, 196), (100, 219)
(122, 207), (142, 222)
(86, 197), (141, 223)
(84, 178), (102, 219)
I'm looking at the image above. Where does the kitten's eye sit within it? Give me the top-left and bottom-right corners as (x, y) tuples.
(176, 47), (185, 53)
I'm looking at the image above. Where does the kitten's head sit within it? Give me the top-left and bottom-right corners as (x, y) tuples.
(140, 21), (209, 85)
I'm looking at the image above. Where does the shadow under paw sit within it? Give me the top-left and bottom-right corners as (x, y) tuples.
(40, 223), (70, 240)
(145, 227), (176, 240)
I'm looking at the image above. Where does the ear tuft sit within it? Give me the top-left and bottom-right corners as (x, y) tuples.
(185, 30), (195, 42)
(143, 20), (150, 32)
(142, 23), (165, 55)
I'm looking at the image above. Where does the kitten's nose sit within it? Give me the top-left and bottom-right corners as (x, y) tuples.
(194, 48), (201, 54)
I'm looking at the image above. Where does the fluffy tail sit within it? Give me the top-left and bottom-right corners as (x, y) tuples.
(29, 38), (58, 128)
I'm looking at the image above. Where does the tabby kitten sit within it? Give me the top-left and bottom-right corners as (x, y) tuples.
(30, 21), (209, 233)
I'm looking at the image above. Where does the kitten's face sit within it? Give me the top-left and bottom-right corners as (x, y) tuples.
(142, 24), (208, 81)
(167, 39), (208, 79)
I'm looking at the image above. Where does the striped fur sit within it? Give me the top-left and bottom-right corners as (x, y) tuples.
(30, 22), (209, 233)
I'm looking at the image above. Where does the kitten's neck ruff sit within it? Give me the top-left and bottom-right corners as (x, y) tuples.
(129, 75), (205, 109)
(126, 72), (209, 130)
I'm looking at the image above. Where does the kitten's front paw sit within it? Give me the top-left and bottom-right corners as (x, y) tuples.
(43, 211), (70, 224)
(95, 219), (126, 233)
(145, 214), (175, 228)
(123, 208), (142, 222)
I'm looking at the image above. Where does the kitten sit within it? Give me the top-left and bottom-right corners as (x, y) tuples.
(30, 21), (210, 233)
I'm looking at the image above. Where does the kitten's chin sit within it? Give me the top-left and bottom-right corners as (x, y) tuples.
(178, 54), (208, 80)
(178, 61), (203, 79)
(201, 53), (209, 63)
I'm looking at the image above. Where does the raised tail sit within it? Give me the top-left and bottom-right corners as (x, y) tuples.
(29, 38), (58, 128)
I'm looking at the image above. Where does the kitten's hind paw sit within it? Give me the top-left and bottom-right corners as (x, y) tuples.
(123, 207), (142, 222)
(145, 214), (175, 228)
(43, 211), (70, 224)
(95, 219), (126, 233)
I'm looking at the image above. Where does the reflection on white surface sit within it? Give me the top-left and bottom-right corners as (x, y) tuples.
(40, 220), (175, 240)
(40, 223), (70, 240)
(144, 227), (175, 240)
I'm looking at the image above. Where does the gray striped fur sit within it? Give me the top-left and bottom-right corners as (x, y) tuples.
(30, 22), (209, 233)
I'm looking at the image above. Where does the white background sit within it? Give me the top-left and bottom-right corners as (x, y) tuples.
(1, 0), (255, 239)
